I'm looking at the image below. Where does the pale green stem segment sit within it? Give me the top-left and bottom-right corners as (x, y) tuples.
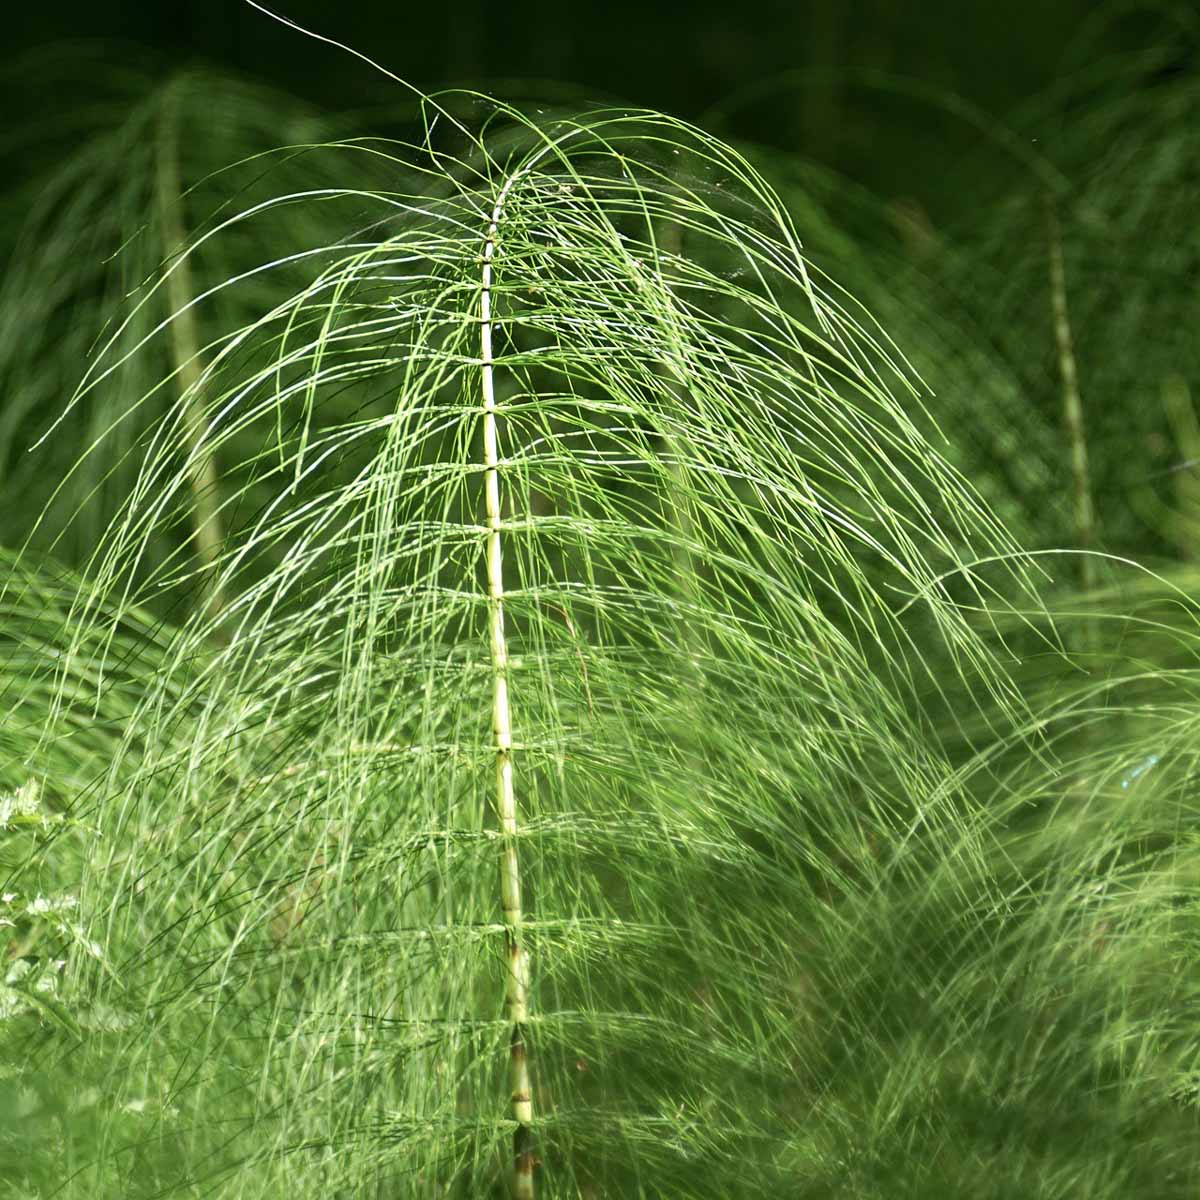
(481, 175), (536, 1200)
(1163, 374), (1200, 558)
(156, 87), (226, 619)
(1046, 199), (1096, 599)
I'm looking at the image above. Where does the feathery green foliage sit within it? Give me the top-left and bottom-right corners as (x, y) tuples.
(3, 13), (1200, 1199)
(4, 54), (1038, 1196)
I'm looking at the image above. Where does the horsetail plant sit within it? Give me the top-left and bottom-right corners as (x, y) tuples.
(3, 19), (1082, 1198)
(0, 48), (353, 579)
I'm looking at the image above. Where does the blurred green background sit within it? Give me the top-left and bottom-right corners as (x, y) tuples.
(2, 0), (1178, 206)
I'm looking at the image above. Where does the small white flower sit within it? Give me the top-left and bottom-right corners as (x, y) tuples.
(0, 989), (28, 1021)
(0, 779), (41, 829)
(26, 894), (78, 916)
(5, 958), (33, 985)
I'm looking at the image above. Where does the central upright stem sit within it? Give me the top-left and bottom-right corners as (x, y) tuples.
(481, 179), (536, 1200)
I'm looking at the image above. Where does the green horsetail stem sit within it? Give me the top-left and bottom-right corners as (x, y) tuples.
(155, 83), (226, 620)
(1045, 197), (1096, 598)
(481, 167), (536, 1200)
(1162, 373), (1200, 558)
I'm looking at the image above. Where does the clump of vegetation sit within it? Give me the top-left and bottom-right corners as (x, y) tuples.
(2, 10), (1199, 1199)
